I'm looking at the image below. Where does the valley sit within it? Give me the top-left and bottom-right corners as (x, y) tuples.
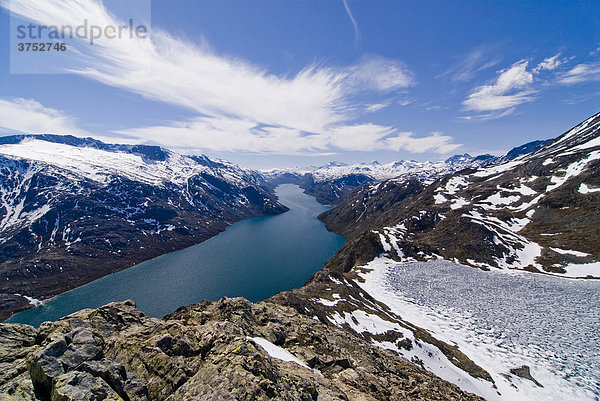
(0, 136), (287, 320)
(1, 111), (600, 400)
(6, 184), (344, 327)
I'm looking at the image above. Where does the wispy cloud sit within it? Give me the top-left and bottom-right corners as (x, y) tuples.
(558, 62), (600, 84)
(533, 53), (565, 72)
(116, 118), (461, 155)
(365, 101), (392, 113)
(345, 56), (414, 93)
(438, 46), (500, 83)
(342, 0), (360, 44)
(562, 91), (600, 105)
(462, 60), (536, 112)
(2, 0), (433, 156)
(0, 98), (91, 136)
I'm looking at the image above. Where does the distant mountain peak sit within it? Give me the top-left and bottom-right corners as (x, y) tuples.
(444, 153), (472, 164)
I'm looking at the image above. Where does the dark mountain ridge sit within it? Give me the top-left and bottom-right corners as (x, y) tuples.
(0, 135), (287, 320)
(320, 111), (600, 277)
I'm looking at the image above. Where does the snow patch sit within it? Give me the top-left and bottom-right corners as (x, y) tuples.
(550, 247), (590, 257)
(578, 183), (600, 194)
(472, 160), (523, 178)
(542, 158), (554, 166)
(443, 176), (469, 195)
(546, 151), (600, 192)
(434, 193), (448, 204)
(247, 337), (319, 373)
(560, 262), (600, 278)
(450, 197), (469, 210)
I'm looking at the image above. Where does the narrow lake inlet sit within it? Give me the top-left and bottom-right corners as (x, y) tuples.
(8, 184), (345, 327)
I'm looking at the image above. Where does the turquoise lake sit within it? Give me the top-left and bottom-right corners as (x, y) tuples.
(8, 184), (345, 327)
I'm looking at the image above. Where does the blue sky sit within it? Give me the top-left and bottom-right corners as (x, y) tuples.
(0, 0), (599, 168)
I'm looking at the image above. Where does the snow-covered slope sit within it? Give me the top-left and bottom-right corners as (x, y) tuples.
(0, 135), (286, 320)
(309, 112), (600, 401)
(265, 145), (547, 205)
(320, 111), (600, 278)
(267, 154), (497, 184)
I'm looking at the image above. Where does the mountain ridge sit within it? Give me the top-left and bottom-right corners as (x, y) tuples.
(264, 139), (549, 205)
(0, 136), (287, 320)
(319, 111), (600, 277)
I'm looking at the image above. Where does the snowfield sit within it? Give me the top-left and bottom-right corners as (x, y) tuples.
(355, 257), (600, 401)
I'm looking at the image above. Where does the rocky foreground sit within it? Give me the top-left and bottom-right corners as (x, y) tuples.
(0, 297), (484, 401)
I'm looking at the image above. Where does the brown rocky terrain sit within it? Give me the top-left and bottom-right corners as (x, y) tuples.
(320, 111), (600, 277)
(0, 298), (485, 400)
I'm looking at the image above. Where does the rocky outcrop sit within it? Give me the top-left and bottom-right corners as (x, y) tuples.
(0, 299), (484, 400)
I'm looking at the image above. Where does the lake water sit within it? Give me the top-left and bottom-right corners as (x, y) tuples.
(8, 184), (345, 327)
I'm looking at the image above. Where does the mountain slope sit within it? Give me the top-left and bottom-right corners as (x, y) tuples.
(320, 111), (600, 278)
(266, 143), (548, 205)
(0, 135), (287, 320)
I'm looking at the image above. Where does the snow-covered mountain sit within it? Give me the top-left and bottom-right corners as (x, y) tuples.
(320, 111), (600, 278)
(266, 155), (495, 184)
(0, 135), (286, 319)
(265, 144), (546, 205)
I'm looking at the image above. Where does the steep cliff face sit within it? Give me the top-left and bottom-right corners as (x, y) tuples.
(0, 299), (484, 401)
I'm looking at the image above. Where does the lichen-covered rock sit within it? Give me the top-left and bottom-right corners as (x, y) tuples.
(51, 371), (123, 401)
(0, 324), (38, 400)
(0, 299), (483, 400)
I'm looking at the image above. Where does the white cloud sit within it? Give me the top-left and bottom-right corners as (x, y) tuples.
(0, 98), (91, 136)
(385, 131), (461, 154)
(558, 63), (600, 84)
(342, 0), (360, 44)
(327, 124), (395, 151)
(463, 60), (536, 112)
(116, 118), (461, 155)
(2, 0), (429, 156)
(115, 116), (330, 154)
(534, 53), (564, 72)
(346, 56), (415, 93)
